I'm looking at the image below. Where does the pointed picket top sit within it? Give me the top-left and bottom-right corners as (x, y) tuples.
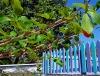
(90, 41), (96, 51)
(55, 49), (58, 73)
(73, 45), (77, 72)
(96, 40), (100, 55)
(96, 40), (100, 72)
(86, 42), (92, 72)
(90, 41), (97, 73)
(53, 49), (57, 73)
(66, 49), (70, 72)
(62, 48), (66, 72)
(69, 46), (73, 72)
(42, 52), (45, 74)
(52, 49), (55, 73)
(80, 43), (86, 73)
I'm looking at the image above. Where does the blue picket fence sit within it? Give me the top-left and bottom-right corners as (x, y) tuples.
(42, 40), (100, 75)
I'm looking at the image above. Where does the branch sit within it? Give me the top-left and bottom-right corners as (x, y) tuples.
(0, 30), (39, 47)
(48, 16), (74, 29)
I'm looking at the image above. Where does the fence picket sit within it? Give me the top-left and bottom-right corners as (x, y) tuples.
(80, 43), (86, 74)
(73, 46), (77, 72)
(52, 50), (54, 73)
(59, 49), (62, 73)
(86, 43), (92, 72)
(47, 51), (50, 73)
(54, 50), (56, 73)
(42, 52), (45, 74)
(96, 40), (100, 72)
(66, 49), (69, 72)
(69, 47), (73, 72)
(77, 45), (81, 72)
(50, 50), (52, 74)
(91, 41), (97, 73)
(63, 48), (66, 72)
(56, 49), (58, 73)
(42, 41), (100, 75)
(57, 49), (60, 73)
(45, 52), (48, 74)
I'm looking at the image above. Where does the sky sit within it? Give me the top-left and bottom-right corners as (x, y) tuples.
(66, 0), (100, 44)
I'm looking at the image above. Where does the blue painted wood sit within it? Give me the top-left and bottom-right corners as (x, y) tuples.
(73, 46), (77, 72)
(96, 40), (100, 72)
(66, 49), (69, 72)
(45, 52), (48, 74)
(86, 43), (92, 72)
(44, 52), (46, 74)
(57, 49), (60, 73)
(77, 45), (81, 72)
(50, 50), (52, 74)
(54, 50), (56, 73)
(55, 49), (58, 73)
(47, 51), (50, 73)
(52, 50), (55, 73)
(42, 41), (100, 74)
(59, 49), (63, 73)
(63, 48), (66, 72)
(80, 43), (86, 73)
(56, 49), (58, 73)
(69, 47), (73, 72)
(91, 41), (97, 73)
(42, 52), (45, 74)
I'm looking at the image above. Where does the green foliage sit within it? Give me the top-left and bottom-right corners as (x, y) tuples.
(53, 57), (64, 67)
(0, 0), (99, 64)
(11, 0), (23, 14)
(0, 16), (11, 23)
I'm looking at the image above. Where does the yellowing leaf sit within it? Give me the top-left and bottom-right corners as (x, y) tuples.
(81, 14), (93, 34)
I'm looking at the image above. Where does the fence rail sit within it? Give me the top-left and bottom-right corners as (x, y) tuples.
(42, 40), (100, 75)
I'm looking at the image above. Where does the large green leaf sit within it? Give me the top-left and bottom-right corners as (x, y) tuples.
(10, 31), (17, 37)
(39, 13), (50, 19)
(0, 16), (11, 23)
(36, 35), (46, 43)
(72, 3), (86, 9)
(18, 16), (29, 22)
(18, 16), (33, 29)
(46, 30), (54, 40)
(19, 40), (27, 48)
(58, 7), (69, 17)
(32, 19), (47, 30)
(81, 14), (93, 34)
(88, 11), (100, 25)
